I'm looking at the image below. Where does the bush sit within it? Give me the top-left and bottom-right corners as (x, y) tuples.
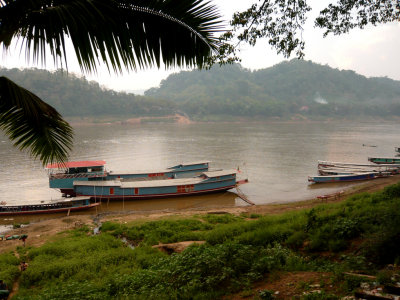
(285, 231), (308, 249)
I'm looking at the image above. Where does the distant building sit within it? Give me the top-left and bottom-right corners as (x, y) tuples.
(299, 106), (309, 112)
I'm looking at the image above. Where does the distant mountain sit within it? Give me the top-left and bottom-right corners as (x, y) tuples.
(145, 60), (400, 119)
(0, 67), (176, 117)
(2, 60), (400, 121)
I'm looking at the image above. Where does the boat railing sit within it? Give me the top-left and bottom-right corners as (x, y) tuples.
(49, 171), (107, 180)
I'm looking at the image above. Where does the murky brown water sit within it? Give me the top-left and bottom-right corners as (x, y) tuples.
(1, 121), (399, 224)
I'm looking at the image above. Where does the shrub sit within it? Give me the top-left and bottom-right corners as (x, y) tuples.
(285, 231), (308, 249)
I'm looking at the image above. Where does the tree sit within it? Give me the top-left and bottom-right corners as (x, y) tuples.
(212, 0), (399, 63)
(0, 0), (222, 165)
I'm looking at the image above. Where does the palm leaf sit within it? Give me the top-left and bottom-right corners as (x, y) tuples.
(0, 76), (73, 165)
(0, 0), (223, 72)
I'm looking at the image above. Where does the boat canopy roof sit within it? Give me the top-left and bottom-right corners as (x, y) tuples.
(46, 160), (106, 169)
(167, 161), (210, 169)
(202, 169), (237, 178)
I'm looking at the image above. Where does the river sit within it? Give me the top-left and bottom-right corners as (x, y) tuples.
(0, 121), (399, 217)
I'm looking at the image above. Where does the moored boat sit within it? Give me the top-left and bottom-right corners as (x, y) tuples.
(0, 197), (99, 216)
(318, 160), (400, 175)
(74, 170), (246, 200)
(46, 160), (210, 196)
(368, 157), (400, 164)
(308, 172), (378, 183)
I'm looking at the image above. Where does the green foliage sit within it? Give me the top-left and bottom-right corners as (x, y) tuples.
(102, 218), (211, 245)
(105, 243), (305, 299)
(0, 76), (73, 165)
(0, 68), (177, 118)
(214, 0), (399, 64)
(342, 274), (367, 292)
(202, 213), (242, 224)
(0, 0), (222, 72)
(0, 252), (20, 287)
(3, 60), (400, 122)
(258, 289), (275, 300)
(9, 182), (400, 299)
(286, 231), (308, 249)
(146, 60), (400, 119)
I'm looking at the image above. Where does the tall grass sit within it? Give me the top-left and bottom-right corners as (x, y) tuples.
(0, 252), (19, 287)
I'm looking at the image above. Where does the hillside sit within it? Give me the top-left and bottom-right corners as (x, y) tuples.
(1, 60), (400, 121)
(146, 60), (400, 119)
(0, 68), (176, 117)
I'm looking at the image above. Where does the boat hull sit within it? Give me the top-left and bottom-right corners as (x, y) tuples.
(308, 173), (377, 183)
(0, 199), (99, 216)
(368, 157), (400, 164)
(74, 170), (239, 200)
(86, 185), (236, 200)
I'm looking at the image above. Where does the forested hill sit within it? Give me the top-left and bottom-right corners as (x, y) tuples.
(2, 60), (400, 120)
(0, 68), (176, 117)
(145, 60), (400, 119)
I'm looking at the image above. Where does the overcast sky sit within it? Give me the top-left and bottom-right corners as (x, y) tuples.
(1, 0), (399, 94)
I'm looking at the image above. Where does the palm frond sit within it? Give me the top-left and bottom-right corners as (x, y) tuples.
(0, 76), (73, 165)
(0, 0), (224, 72)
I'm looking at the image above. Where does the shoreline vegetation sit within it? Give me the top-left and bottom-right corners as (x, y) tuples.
(1, 175), (400, 299)
(66, 115), (400, 126)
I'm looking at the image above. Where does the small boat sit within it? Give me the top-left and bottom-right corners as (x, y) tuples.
(308, 172), (379, 183)
(74, 170), (246, 200)
(368, 157), (400, 164)
(395, 147), (400, 153)
(46, 160), (210, 196)
(0, 197), (99, 216)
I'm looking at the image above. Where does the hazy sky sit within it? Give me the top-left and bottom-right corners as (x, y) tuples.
(1, 0), (399, 93)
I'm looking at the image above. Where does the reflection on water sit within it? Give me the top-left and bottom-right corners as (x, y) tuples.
(1, 121), (400, 214)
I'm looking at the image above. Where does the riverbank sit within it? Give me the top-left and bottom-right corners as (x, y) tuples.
(66, 115), (400, 126)
(1, 174), (399, 254)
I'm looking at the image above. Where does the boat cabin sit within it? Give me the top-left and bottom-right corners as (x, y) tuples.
(46, 161), (106, 177)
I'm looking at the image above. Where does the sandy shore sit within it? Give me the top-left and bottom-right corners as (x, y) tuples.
(1, 175), (399, 254)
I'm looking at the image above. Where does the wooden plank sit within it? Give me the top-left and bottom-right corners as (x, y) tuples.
(235, 186), (255, 206)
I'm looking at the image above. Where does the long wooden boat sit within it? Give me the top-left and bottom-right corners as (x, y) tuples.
(74, 170), (246, 200)
(46, 160), (210, 196)
(308, 172), (378, 183)
(368, 157), (400, 164)
(0, 197), (99, 216)
(318, 160), (400, 174)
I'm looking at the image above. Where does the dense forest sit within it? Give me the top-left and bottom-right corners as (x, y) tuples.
(146, 59), (400, 119)
(2, 59), (400, 120)
(0, 68), (176, 117)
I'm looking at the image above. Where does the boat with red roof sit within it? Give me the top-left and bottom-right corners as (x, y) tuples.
(46, 160), (210, 196)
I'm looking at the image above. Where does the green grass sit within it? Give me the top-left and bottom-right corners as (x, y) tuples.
(2, 182), (400, 299)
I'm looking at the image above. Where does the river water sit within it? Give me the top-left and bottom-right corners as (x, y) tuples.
(0, 121), (399, 221)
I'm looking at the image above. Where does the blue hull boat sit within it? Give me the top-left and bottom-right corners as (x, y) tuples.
(46, 160), (210, 196)
(308, 172), (378, 183)
(74, 170), (246, 200)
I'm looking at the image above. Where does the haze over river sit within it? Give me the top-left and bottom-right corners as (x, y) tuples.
(1, 121), (399, 214)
